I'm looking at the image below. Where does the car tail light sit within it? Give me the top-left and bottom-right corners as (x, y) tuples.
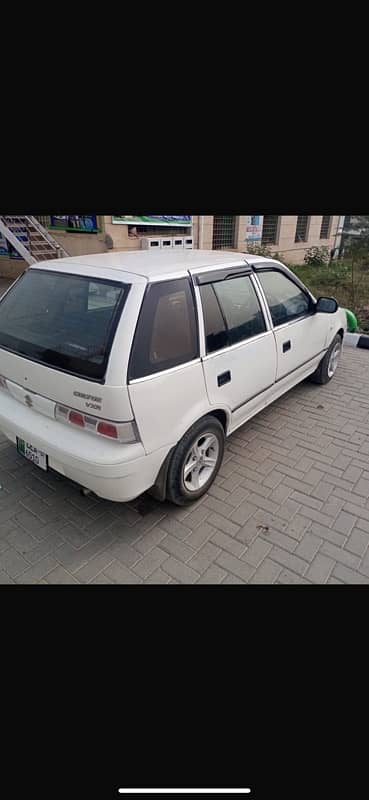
(55, 404), (138, 444)
(96, 421), (118, 439)
(0, 374), (9, 392)
(69, 410), (85, 427)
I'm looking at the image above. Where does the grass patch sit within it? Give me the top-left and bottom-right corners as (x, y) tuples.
(288, 260), (369, 331)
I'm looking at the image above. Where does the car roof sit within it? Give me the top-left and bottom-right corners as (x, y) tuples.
(30, 250), (273, 283)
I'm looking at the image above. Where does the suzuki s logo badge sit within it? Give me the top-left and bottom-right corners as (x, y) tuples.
(24, 394), (33, 408)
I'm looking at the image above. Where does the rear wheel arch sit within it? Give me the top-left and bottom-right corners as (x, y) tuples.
(207, 408), (230, 434)
(166, 414), (225, 505)
(150, 408), (229, 502)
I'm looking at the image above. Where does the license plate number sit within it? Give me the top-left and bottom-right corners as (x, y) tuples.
(16, 438), (48, 471)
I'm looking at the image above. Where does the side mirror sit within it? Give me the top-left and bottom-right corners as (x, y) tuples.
(316, 296), (338, 314)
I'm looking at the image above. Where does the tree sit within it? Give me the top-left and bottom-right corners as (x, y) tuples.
(344, 215), (369, 258)
(342, 216), (369, 309)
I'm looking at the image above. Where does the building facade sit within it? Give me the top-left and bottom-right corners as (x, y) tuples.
(0, 214), (345, 279)
(192, 215), (344, 263)
(46, 214), (344, 264)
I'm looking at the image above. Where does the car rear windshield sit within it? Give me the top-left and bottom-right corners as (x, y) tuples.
(0, 269), (129, 381)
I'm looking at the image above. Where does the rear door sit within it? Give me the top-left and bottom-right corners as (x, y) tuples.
(255, 268), (328, 381)
(127, 277), (210, 453)
(194, 269), (277, 429)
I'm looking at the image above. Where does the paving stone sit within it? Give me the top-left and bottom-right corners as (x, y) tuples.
(269, 484), (293, 504)
(241, 538), (272, 567)
(106, 541), (142, 569)
(132, 548), (169, 579)
(158, 517), (192, 541)
(197, 541), (222, 562)
(161, 557), (200, 584)
(268, 547), (308, 576)
(311, 482), (334, 502)
(355, 478), (369, 498)
(6, 527), (38, 554)
(333, 564), (369, 584)
(91, 573), (114, 584)
(103, 560), (142, 584)
(305, 554), (335, 583)
(45, 566), (79, 584)
(333, 511), (357, 536)
(295, 532), (323, 562)
(134, 526), (167, 554)
(344, 528), (369, 557)
(210, 530), (245, 557)
(0, 568), (15, 584)
(17, 556), (59, 584)
(215, 551), (255, 582)
(249, 558), (282, 583)
(159, 534), (196, 562)
(184, 522), (216, 552)
(196, 564), (228, 584)
(274, 498), (301, 521)
(14, 509), (45, 534)
(343, 466), (363, 484)
(262, 471), (284, 490)
(0, 547), (30, 578)
(203, 496), (234, 518)
(277, 569), (312, 585)
(207, 512), (242, 537)
(144, 568), (171, 584)
(74, 552), (116, 583)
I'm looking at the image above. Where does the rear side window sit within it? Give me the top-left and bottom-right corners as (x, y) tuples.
(200, 275), (266, 353)
(129, 278), (198, 379)
(0, 269), (129, 381)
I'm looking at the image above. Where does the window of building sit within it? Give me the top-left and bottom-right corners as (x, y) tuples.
(258, 270), (311, 327)
(262, 215), (279, 245)
(128, 278), (198, 379)
(320, 216), (331, 239)
(295, 216), (309, 243)
(212, 216), (236, 250)
(200, 276), (266, 353)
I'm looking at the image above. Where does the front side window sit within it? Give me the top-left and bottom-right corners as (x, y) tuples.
(200, 275), (266, 353)
(129, 278), (198, 379)
(257, 270), (311, 327)
(0, 269), (128, 380)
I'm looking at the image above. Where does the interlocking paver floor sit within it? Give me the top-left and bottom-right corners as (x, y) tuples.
(1, 342), (369, 584)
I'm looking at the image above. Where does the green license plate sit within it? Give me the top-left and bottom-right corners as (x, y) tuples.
(16, 438), (48, 471)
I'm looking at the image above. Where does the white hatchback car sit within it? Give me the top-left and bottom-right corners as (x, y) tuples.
(0, 250), (346, 505)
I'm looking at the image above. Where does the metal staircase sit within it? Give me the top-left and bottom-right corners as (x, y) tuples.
(0, 215), (69, 265)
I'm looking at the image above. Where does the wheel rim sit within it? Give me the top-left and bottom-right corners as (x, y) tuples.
(328, 341), (341, 378)
(182, 432), (220, 493)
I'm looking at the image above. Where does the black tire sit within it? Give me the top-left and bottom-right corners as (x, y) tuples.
(310, 333), (342, 385)
(166, 415), (225, 506)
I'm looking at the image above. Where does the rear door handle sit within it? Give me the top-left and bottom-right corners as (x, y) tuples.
(217, 370), (231, 387)
(283, 340), (291, 353)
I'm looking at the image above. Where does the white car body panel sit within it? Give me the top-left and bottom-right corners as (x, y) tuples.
(0, 251), (347, 502)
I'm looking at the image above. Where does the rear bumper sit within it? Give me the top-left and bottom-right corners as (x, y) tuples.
(0, 392), (168, 501)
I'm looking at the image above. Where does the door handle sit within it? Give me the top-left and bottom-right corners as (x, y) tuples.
(283, 340), (291, 353)
(217, 370), (231, 387)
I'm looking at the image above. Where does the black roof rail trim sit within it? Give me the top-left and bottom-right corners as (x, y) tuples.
(194, 263), (253, 285)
